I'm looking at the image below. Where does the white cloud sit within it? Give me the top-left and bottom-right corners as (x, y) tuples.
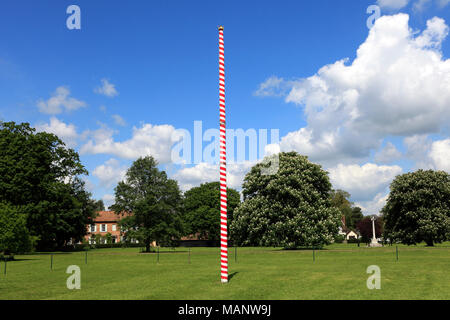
(80, 123), (178, 163)
(328, 163), (402, 201)
(254, 76), (294, 97)
(429, 138), (450, 172)
(37, 86), (86, 114)
(377, 0), (410, 10)
(414, 16), (449, 48)
(403, 134), (434, 169)
(356, 192), (389, 216)
(172, 161), (255, 191)
(93, 158), (127, 188)
(374, 142), (402, 163)
(102, 194), (115, 210)
(35, 117), (79, 147)
(94, 79), (118, 97)
(262, 14), (450, 166)
(112, 114), (126, 126)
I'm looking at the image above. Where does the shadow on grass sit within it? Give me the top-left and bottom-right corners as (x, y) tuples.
(228, 272), (239, 282)
(6, 258), (41, 262)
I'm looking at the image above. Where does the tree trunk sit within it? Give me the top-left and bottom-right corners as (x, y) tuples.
(425, 239), (434, 247)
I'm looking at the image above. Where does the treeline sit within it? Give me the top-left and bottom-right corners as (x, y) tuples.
(1, 122), (449, 255)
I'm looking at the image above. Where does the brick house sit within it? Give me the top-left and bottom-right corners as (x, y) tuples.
(85, 211), (131, 244)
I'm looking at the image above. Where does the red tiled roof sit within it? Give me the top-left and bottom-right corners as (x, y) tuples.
(93, 211), (131, 222)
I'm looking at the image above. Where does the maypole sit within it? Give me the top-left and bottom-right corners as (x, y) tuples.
(218, 25), (228, 283)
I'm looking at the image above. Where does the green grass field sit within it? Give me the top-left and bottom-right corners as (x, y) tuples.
(1, 243), (449, 300)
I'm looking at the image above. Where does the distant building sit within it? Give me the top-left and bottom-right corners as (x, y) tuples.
(337, 215), (360, 241)
(85, 211), (133, 244)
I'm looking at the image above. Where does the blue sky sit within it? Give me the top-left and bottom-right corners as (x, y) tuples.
(1, 0), (449, 214)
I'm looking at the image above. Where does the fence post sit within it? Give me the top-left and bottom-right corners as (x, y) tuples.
(157, 246), (159, 264)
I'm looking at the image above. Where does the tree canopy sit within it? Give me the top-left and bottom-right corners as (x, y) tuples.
(0, 202), (32, 255)
(111, 156), (184, 251)
(183, 182), (240, 241)
(330, 189), (364, 230)
(382, 169), (450, 246)
(0, 122), (96, 251)
(230, 152), (341, 248)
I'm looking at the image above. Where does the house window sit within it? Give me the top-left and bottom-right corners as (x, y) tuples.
(112, 224), (117, 232)
(101, 224), (107, 232)
(90, 225), (96, 232)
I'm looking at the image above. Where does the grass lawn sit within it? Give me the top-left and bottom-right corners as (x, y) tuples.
(1, 243), (449, 300)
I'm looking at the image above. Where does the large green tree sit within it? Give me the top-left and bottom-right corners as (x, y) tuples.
(111, 156), (184, 252)
(230, 152), (341, 248)
(0, 122), (96, 250)
(0, 202), (32, 255)
(183, 182), (240, 241)
(382, 170), (450, 246)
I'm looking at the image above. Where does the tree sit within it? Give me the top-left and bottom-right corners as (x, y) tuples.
(356, 216), (383, 244)
(330, 190), (363, 230)
(0, 122), (96, 250)
(0, 202), (32, 255)
(351, 207), (364, 228)
(92, 199), (105, 212)
(183, 182), (240, 241)
(382, 169), (450, 246)
(230, 152), (341, 248)
(111, 156), (184, 252)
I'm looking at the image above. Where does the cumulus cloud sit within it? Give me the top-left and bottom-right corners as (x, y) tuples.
(328, 163), (402, 201)
(80, 123), (178, 163)
(374, 142), (402, 164)
(356, 192), (389, 216)
(35, 117), (79, 147)
(172, 161), (255, 191)
(37, 86), (86, 114)
(93, 158), (128, 188)
(262, 14), (450, 166)
(429, 138), (450, 172)
(94, 79), (118, 97)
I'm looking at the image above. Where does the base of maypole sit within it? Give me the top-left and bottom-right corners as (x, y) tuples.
(221, 279), (228, 283)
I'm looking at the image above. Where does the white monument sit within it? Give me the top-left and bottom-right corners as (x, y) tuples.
(369, 216), (382, 247)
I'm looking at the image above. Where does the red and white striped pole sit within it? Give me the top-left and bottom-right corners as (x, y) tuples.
(218, 25), (228, 283)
